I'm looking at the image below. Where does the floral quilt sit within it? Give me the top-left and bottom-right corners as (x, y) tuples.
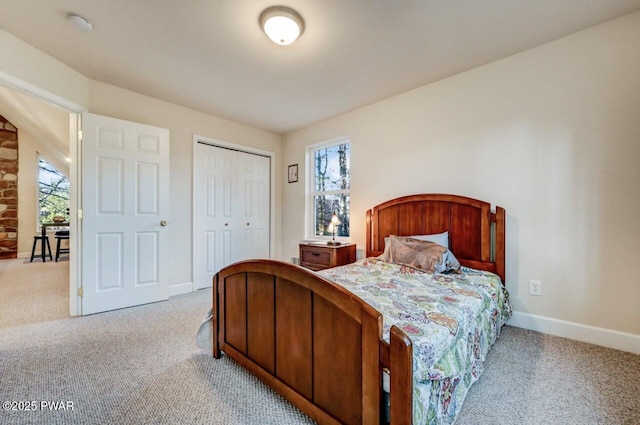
(318, 258), (511, 425)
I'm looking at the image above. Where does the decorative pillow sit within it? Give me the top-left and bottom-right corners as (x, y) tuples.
(379, 231), (449, 258)
(409, 231), (449, 249)
(379, 236), (400, 260)
(378, 235), (460, 273)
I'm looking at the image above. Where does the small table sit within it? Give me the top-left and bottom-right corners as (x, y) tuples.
(40, 222), (69, 262)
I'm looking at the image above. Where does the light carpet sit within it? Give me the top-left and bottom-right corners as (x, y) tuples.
(1, 258), (638, 424)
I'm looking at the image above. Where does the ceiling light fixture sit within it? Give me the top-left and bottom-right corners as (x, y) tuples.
(68, 14), (93, 32)
(259, 6), (304, 46)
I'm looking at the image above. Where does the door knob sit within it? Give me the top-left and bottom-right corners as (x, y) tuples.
(160, 220), (168, 227)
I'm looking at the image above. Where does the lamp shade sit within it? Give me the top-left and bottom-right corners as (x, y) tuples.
(260, 6), (305, 45)
(327, 212), (341, 245)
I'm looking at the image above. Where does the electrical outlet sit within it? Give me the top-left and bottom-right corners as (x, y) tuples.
(529, 280), (542, 296)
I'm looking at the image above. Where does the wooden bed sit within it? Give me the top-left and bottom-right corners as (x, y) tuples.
(212, 194), (505, 424)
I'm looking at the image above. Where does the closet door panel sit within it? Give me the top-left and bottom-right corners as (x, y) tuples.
(195, 144), (237, 289)
(237, 152), (271, 260)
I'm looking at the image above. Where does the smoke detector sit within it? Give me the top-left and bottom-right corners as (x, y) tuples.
(68, 14), (93, 32)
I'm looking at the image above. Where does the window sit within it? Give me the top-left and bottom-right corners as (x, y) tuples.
(309, 140), (350, 238)
(38, 157), (70, 225)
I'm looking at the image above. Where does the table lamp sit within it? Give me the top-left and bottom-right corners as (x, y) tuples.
(327, 212), (341, 245)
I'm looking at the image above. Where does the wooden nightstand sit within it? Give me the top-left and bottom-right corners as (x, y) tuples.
(299, 243), (357, 271)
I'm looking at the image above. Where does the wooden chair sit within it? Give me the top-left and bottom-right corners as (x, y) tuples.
(30, 235), (53, 262)
(54, 230), (70, 262)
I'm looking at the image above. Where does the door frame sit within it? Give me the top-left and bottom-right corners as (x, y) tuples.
(191, 135), (276, 291)
(0, 73), (87, 316)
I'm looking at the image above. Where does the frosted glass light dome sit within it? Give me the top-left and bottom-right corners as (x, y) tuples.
(260, 6), (305, 46)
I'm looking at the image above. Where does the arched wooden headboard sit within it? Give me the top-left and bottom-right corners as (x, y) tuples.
(366, 194), (506, 283)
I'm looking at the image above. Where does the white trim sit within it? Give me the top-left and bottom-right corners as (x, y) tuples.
(508, 310), (640, 355)
(306, 135), (351, 150)
(169, 282), (194, 297)
(0, 71), (86, 113)
(195, 135), (275, 158)
(191, 135), (276, 291)
(70, 113), (81, 316)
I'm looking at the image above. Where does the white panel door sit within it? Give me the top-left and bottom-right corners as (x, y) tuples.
(237, 151), (270, 261)
(81, 113), (170, 315)
(194, 144), (270, 289)
(194, 143), (237, 289)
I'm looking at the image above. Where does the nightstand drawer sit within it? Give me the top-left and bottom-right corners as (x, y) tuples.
(301, 249), (331, 267)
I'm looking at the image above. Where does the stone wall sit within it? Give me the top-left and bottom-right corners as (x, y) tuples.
(0, 115), (18, 259)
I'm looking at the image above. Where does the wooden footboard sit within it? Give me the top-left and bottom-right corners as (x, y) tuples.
(213, 259), (413, 425)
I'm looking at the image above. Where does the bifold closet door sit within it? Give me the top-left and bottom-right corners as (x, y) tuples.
(195, 143), (271, 289)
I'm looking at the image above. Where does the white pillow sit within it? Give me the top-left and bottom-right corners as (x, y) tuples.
(410, 231), (449, 249)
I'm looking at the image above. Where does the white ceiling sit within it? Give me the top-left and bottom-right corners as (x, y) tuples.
(2, 0), (640, 134)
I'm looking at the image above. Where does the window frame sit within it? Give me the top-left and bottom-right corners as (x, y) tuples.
(37, 154), (70, 230)
(306, 137), (351, 242)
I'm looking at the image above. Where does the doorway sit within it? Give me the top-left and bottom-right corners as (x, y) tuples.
(0, 84), (74, 322)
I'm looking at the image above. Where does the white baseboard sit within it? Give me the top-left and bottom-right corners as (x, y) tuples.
(169, 281), (194, 297)
(507, 311), (640, 355)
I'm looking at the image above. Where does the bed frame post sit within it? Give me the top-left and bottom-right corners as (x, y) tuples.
(390, 326), (413, 425)
(480, 203), (491, 262)
(212, 273), (221, 359)
(366, 209), (373, 255)
(495, 206), (506, 284)
(362, 314), (382, 425)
